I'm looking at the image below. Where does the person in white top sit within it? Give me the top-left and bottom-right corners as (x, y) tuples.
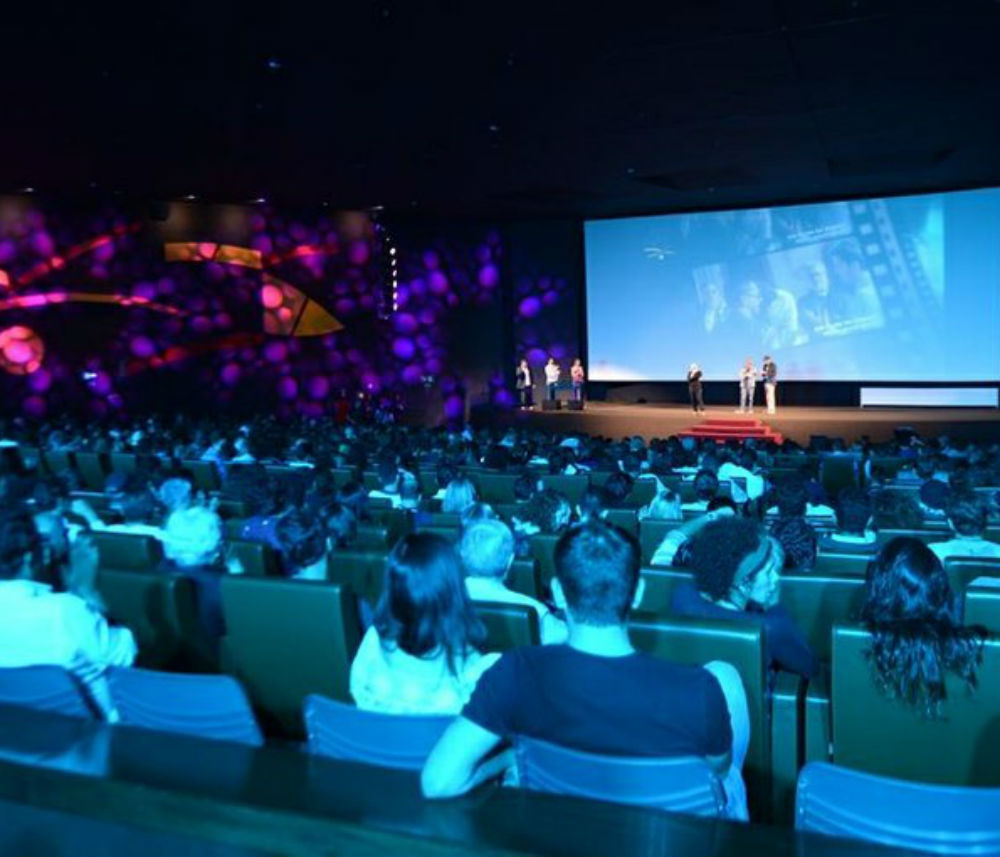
(737, 357), (756, 414)
(460, 517), (568, 645)
(544, 357), (560, 403)
(929, 493), (1000, 564)
(350, 532), (499, 715)
(0, 510), (137, 716)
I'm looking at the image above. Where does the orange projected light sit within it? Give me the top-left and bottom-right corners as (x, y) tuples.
(164, 242), (262, 268)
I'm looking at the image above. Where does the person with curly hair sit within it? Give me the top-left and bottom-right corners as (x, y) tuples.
(769, 515), (817, 572)
(672, 517), (819, 678)
(861, 537), (986, 715)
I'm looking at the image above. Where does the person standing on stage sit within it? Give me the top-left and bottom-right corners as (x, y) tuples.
(738, 357), (756, 414)
(570, 358), (585, 403)
(687, 363), (705, 414)
(761, 355), (778, 415)
(544, 357), (561, 402)
(516, 358), (534, 409)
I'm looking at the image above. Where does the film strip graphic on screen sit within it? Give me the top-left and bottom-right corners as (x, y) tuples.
(851, 199), (941, 349)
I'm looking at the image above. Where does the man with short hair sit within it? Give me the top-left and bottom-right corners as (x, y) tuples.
(459, 518), (567, 644)
(422, 521), (748, 819)
(929, 493), (1000, 563)
(818, 488), (878, 555)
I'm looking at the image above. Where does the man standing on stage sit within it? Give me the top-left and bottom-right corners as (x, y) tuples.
(761, 355), (777, 415)
(544, 357), (561, 402)
(687, 363), (705, 414)
(738, 357), (756, 414)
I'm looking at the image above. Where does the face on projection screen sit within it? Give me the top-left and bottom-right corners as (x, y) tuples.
(584, 188), (1000, 381)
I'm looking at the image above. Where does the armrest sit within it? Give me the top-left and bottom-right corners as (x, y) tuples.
(770, 671), (804, 825)
(803, 671), (832, 765)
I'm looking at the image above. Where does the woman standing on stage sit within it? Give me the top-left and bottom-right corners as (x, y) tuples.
(544, 357), (561, 402)
(738, 357), (756, 414)
(516, 358), (533, 409)
(570, 358), (585, 403)
(687, 363), (704, 414)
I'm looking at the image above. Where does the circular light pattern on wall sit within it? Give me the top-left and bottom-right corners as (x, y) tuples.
(0, 326), (45, 375)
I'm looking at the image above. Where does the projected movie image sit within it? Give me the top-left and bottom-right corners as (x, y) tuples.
(585, 188), (999, 382)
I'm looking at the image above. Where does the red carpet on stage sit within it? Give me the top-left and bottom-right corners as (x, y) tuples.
(678, 417), (783, 444)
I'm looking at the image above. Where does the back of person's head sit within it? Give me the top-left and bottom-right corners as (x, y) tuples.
(520, 488), (572, 533)
(706, 495), (738, 515)
(862, 537), (984, 714)
(435, 462), (457, 490)
(919, 478), (950, 513)
(119, 475), (160, 524)
(554, 522), (640, 625)
(276, 509), (327, 576)
(459, 517), (515, 580)
(376, 458), (400, 492)
(688, 517), (770, 603)
(460, 502), (496, 527)
(513, 472), (538, 502)
(775, 477), (808, 517)
(0, 508), (39, 580)
(643, 489), (682, 521)
(770, 516), (817, 572)
(693, 469), (719, 502)
(835, 488), (872, 535)
(601, 471), (634, 507)
(374, 532), (484, 674)
(915, 456), (937, 480)
(158, 476), (194, 515)
(946, 492), (987, 537)
(874, 490), (924, 530)
(441, 477), (477, 515)
(576, 487), (606, 523)
(162, 507), (223, 568)
(323, 501), (358, 549)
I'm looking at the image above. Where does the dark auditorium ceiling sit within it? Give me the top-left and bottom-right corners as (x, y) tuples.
(3, 0), (1000, 218)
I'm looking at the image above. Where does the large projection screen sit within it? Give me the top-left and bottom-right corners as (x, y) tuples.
(584, 189), (1000, 382)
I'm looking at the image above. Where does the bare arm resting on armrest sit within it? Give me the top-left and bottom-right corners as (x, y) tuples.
(421, 717), (511, 799)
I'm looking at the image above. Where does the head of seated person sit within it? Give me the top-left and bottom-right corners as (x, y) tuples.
(117, 475), (162, 526)
(321, 501), (358, 550)
(336, 480), (369, 521)
(688, 517), (782, 611)
(356, 532), (490, 713)
(640, 489), (682, 522)
(861, 537), (985, 715)
(600, 471), (634, 508)
(874, 490), (924, 531)
(442, 477), (477, 516)
(158, 476), (194, 517)
(516, 489), (572, 536)
(834, 487), (874, 537)
(460, 502), (496, 528)
(482, 444), (510, 472)
(435, 463), (458, 494)
(692, 469), (719, 503)
(945, 491), (988, 539)
(162, 507), (224, 570)
(919, 478), (950, 517)
(460, 517), (515, 584)
(773, 477), (809, 519)
(375, 458), (401, 494)
(575, 487), (606, 524)
(0, 507), (41, 581)
(276, 509), (327, 580)
(770, 516), (816, 573)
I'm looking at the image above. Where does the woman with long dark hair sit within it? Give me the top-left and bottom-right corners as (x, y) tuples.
(350, 532), (498, 714)
(861, 537), (986, 715)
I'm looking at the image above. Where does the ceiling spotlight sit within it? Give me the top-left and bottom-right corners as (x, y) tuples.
(389, 247), (396, 256)
(21, 187), (35, 193)
(266, 58), (283, 71)
(183, 194), (197, 201)
(254, 197), (267, 204)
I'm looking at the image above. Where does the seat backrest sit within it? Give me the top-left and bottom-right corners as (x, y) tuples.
(426, 512), (462, 528)
(475, 601), (540, 651)
(876, 528), (948, 545)
(516, 735), (724, 817)
(539, 474), (588, 504)
(227, 539), (282, 577)
(604, 508), (638, 536)
(304, 694), (451, 771)
(180, 460), (221, 492)
(73, 452), (109, 492)
(778, 575), (866, 662)
(964, 581), (1000, 631)
(109, 452), (137, 476)
(220, 576), (362, 738)
(365, 507), (411, 542)
(91, 532), (163, 572)
(796, 761), (1000, 856)
(475, 473), (519, 505)
(529, 534), (561, 590)
(108, 667), (262, 746)
(812, 552), (871, 578)
(636, 568), (693, 615)
(639, 519), (675, 565)
(41, 449), (72, 476)
(624, 480), (657, 508)
(819, 455), (860, 497)
(0, 666), (93, 718)
(831, 625), (1000, 785)
(327, 549), (388, 605)
(96, 569), (202, 668)
(944, 557), (1000, 600)
(354, 523), (391, 550)
(629, 613), (769, 811)
(415, 525), (460, 543)
(507, 558), (540, 599)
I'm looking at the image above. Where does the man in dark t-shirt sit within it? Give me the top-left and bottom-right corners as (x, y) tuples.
(421, 522), (748, 819)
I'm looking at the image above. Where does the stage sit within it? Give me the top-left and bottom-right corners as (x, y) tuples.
(482, 402), (1000, 446)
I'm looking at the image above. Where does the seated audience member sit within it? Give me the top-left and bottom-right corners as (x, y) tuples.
(600, 471), (634, 509)
(422, 521), (749, 819)
(718, 449), (765, 501)
(276, 510), (327, 580)
(673, 517), (819, 678)
(862, 538), (985, 714)
(770, 515), (817, 572)
(649, 497), (737, 568)
(819, 488), (878, 554)
(368, 459), (405, 509)
(71, 474), (166, 540)
(459, 518), (568, 645)
(682, 469), (718, 513)
(767, 477), (834, 523)
(510, 489), (572, 558)
(575, 487), (607, 524)
(918, 478), (950, 523)
(336, 480), (370, 523)
(638, 488), (683, 522)
(432, 464), (458, 501)
(873, 489), (925, 532)
(929, 492), (1000, 563)
(350, 533), (499, 715)
(460, 502), (496, 527)
(513, 473), (539, 503)
(158, 476), (195, 517)
(0, 509), (137, 715)
(161, 506), (233, 646)
(441, 477), (477, 516)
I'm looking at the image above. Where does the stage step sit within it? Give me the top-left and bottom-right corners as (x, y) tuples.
(678, 416), (783, 444)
